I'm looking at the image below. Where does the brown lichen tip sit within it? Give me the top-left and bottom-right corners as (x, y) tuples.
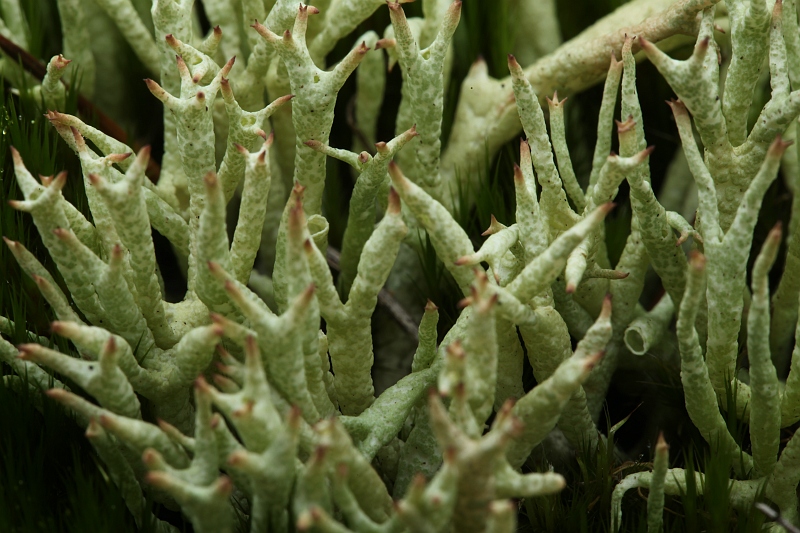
(304, 139), (324, 150)
(52, 227), (71, 240)
(87, 172), (103, 187)
(507, 53), (520, 71)
(291, 182), (307, 198)
(194, 374), (212, 392)
(144, 78), (169, 101)
(374, 141), (388, 155)
(110, 242), (124, 262)
(456, 296), (473, 308)
(424, 299), (438, 312)
(446, 340), (465, 359)
(600, 202), (616, 215)
(656, 431), (669, 452)
(481, 213), (506, 236)
(374, 38), (395, 50)
(302, 238), (315, 256)
(221, 56), (236, 77)
(50, 171), (67, 191)
(512, 163), (525, 185)
(244, 334), (258, 356)
(773, 0), (784, 18)
(547, 91), (567, 107)
(69, 126), (86, 150)
(585, 350), (604, 369)
(665, 97), (687, 116)
(387, 160), (407, 187)
(615, 115), (636, 134)
(688, 250), (706, 270)
(767, 221), (784, 243)
(768, 134), (794, 158)
(226, 449), (247, 467)
(358, 150), (371, 163)
(52, 54), (71, 69)
(635, 145), (656, 163)
(233, 399), (255, 418)
(388, 186), (402, 215)
(108, 152), (132, 164)
(85, 417), (103, 439)
(601, 292), (613, 317)
(453, 254), (473, 266)
(565, 282), (577, 294)
(203, 170), (219, 188)
(15, 344), (35, 360)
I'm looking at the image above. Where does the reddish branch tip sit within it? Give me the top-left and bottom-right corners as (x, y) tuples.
(388, 187), (402, 214)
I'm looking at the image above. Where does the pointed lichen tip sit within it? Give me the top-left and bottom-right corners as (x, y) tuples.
(52, 227), (70, 240)
(374, 38), (395, 50)
(302, 238), (315, 256)
(425, 299), (438, 312)
(207, 260), (222, 275)
(304, 139), (323, 150)
(615, 116), (636, 134)
(453, 255), (473, 266)
(768, 134), (794, 157)
(388, 186), (402, 214)
(656, 431), (669, 451)
(387, 0), (403, 14)
(599, 202), (616, 215)
(69, 126), (84, 148)
(85, 417), (102, 439)
(15, 344), (35, 360)
(291, 182), (307, 197)
(446, 339), (465, 358)
(110, 242), (124, 261)
(227, 449), (247, 467)
(221, 56), (236, 76)
(234, 143), (248, 155)
(45, 387), (67, 400)
(108, 152), (132, 164)
(194, 375), (213, 393)
(507, 54), (524, 78)
(52, 171), (68, 191)
(637, 145), (656, 162)
(585, 350), (604, 369)
(387, 160), (406, 186)
(203, 170), (218, 189)
(456, 296), (473, 308)
(512, 163), (524, 184)
(565, 282), (577, 294)
(767, 221), (783, 243)
(141, 448), (161, 467)
(601, 292), (613, 317)
(144, 471), (168, 488)
(688, 250), (706, 270)
(300, 282), (317, 303)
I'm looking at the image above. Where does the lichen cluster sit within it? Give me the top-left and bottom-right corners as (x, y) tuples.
(2, 0), (800, 531)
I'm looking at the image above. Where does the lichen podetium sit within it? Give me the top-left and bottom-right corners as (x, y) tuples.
(3, 0), (800, 531)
